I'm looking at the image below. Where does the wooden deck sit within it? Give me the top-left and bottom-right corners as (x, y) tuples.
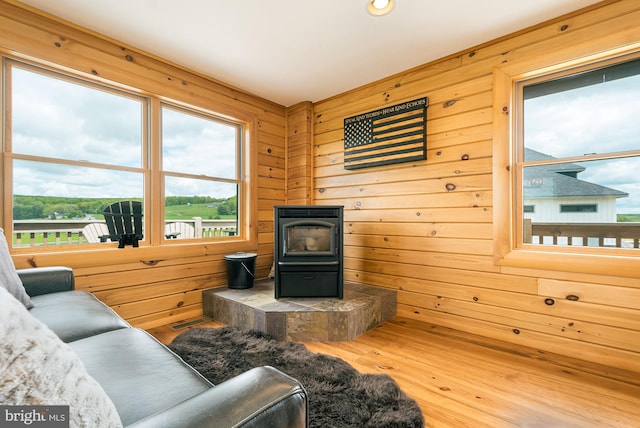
(148, 316), (640, 427)
(524, 220), (640, 248)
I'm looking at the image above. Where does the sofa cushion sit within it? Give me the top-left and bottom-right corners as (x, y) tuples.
(0, 286), (123, 428)
(19, 266), (75, 296)
(0, 228), (33, 309)
(70, 328), (213, 426)
(30, 290), (129, 342)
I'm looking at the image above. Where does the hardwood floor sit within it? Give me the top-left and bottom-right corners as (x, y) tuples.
(148, 316), (640, 427)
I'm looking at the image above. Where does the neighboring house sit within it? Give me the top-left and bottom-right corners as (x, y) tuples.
(522, 149), (628, 223)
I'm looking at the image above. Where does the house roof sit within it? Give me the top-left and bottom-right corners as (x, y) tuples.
(524, 148), (586, 175)
(523, 149), (628, 199)
(15, 0), (603, 107)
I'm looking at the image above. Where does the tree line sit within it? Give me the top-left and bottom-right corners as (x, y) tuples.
(13, 195), (236, 220)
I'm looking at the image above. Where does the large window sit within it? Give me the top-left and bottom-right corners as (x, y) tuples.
(494, 49), (640, 276)
(3, 59), (244, 248)
(6, 62), (146, 247)
(516, 55), (640, 251)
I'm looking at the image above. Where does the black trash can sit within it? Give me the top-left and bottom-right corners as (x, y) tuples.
(224, 252), (257, 289)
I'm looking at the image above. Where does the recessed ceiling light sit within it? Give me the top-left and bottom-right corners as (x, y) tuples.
(367, 0), (394, 16)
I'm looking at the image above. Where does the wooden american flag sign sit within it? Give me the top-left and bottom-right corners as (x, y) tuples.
(343, 97), (428, 170)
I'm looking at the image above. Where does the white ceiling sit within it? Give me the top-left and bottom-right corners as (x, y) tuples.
(18, 0), (602, 107)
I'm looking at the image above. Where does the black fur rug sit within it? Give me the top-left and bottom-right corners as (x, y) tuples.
(169, 326), (424, 428)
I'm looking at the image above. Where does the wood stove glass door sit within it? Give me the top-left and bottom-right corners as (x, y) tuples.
(282, 220), (336, 257)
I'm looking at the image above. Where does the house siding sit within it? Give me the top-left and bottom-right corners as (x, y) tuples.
(525, 197), (619, 223)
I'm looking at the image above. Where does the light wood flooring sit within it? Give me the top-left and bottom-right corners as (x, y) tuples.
(148, 316), (640, 427)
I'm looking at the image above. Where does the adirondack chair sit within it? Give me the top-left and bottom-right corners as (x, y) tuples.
(81, 222), (110, 243)
(103, 200), (143, 248)
(164, 222), (195, 239)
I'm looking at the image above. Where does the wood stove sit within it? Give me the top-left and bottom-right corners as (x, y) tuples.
(274, 205), (343, 299)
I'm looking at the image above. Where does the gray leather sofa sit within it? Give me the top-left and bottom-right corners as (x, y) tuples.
(19, 266), (308, 428)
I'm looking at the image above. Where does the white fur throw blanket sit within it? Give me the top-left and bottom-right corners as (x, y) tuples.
(0, 286), (122, 427)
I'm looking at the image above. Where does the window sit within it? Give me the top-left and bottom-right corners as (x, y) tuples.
(161, 105), (241, 239)
(6, 61), (146, 247)
(3, 59), (246, 248)
(516, 55), (640, 252)
(493, 49), (640, 276)
(559, 204), (597, 213)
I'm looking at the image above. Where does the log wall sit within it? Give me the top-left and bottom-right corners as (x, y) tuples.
(311, 0), (640, 372)
(3, 0), (640, 373)
(285, 102), (314, 205)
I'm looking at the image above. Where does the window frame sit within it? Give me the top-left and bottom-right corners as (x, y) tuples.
(493, 47), (640, 278)
(559, 204), (598, 214)
(159, 102), (244, 242)
(2, 56), (254, 252)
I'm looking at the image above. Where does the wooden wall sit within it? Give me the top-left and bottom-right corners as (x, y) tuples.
(311, 0), (640, 373)
(285, 102), (314, 205)
(0, 1), (285, 329)
(3, 0), (640, 373)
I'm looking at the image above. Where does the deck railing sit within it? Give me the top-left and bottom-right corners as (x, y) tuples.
(12, 217), (237, 247)
(524, 219), (640, 248)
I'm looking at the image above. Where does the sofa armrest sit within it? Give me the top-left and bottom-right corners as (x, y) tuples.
(17, 266), (75, 297)
(127, 366), (308, 428)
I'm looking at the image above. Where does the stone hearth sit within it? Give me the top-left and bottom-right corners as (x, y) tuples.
(202, 279), (396, 342)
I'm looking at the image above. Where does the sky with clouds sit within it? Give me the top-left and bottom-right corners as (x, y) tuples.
(11, 66), (238, 200)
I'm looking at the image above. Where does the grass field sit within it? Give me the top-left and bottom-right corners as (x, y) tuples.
(164, 203), (235, 220)
(618, 214), (640, 222)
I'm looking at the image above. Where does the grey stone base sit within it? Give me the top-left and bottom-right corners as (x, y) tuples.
(202, 279), (397, 342)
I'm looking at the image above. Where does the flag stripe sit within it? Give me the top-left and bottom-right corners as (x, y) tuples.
(345, 137), (424, 157)
(344, 144), (425, 163)
(345, 154), (427, 169)
(372, 128), (424, 143)
(373, 112), (424, 128)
